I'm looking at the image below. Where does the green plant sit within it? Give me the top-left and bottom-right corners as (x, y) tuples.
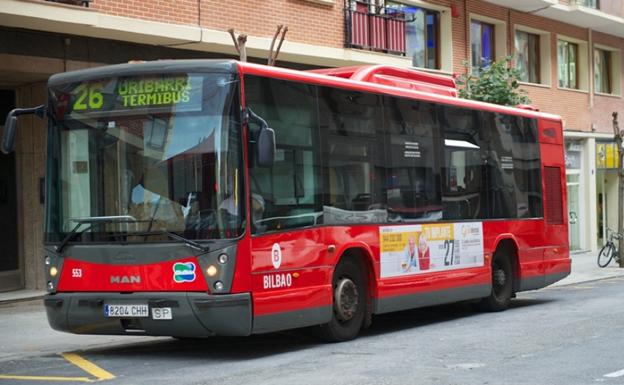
(455, 56), (530, 106)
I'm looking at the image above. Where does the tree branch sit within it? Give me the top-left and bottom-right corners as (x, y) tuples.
(271, 26), (288, 67)
(228, 29), (247, 62)
(268, 25), (283, 66)
(228, 28), (240, 54)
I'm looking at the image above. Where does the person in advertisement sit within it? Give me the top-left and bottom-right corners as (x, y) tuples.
(401, 236), (419, 272)
(418, 232), (431, 270)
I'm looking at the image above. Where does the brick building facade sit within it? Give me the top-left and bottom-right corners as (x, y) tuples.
(0, 0), (622, 291)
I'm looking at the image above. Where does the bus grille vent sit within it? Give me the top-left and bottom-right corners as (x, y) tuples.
(544, 166), (563, 224)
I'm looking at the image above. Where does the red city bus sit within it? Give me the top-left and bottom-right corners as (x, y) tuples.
(3, 60), (569, 341)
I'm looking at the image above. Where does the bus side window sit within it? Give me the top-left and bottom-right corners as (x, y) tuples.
(383, 96), (442, 222)
(244, 75), (322, 234)
(318, 87), (386, 224)
(483, 113), (542, 219)
(440, 106), (486, 220)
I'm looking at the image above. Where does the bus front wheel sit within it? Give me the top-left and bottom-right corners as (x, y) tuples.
(478, 251), (513, 312)
(316, 256), (366, 342)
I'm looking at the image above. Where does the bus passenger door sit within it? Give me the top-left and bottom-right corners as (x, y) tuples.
(244, 75), (331, 333)
(248, 144), (330, 333)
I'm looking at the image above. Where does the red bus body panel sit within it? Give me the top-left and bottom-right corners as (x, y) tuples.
(57, 257), (208, 292)
(235, 62), (570, 320)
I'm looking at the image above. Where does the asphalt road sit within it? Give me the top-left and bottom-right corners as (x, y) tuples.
(2, 277), (624, 385)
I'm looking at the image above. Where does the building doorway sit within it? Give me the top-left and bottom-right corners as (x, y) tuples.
(596, 170), (619, 248)
(596, 141), (620, 249)
(565, 140), (584, 251)
(0, 89), (21, 292)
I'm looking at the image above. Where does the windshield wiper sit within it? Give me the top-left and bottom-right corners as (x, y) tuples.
(134, 230), (210, 253)
(56, 215), (139, 254)
(56, 216), (209, 254)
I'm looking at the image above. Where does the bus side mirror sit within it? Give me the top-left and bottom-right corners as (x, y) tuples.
(1, 105), (46, 154)
(257, 127), (275, 167)
(1, 116), (17, 155)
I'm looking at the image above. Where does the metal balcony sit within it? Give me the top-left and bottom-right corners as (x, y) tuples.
(572, 0), (624, 17)
(346, 3), (406, 56)
(484, 0), (624, 38)
(45, 0), (91, 7)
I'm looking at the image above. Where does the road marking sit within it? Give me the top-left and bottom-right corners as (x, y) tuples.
(568, 285), (595, 290)
(604, 368), (624, 378)
(61, 353), (116, 381)
(446, 363), (485, 370)
(0, 374), (92, 382)
(0, 352), (115, 383)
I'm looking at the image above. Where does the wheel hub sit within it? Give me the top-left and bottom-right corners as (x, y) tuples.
(493, 267), (506, 288)
(334, 277), (359, 322)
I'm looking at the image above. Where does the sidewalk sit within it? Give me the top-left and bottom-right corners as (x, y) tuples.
(553, 250), (624, 286)
(0, 289), (45, 304)
(1, 252), (622, 304)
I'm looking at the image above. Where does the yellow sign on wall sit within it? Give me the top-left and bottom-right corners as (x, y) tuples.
(596, 143), (620, 169)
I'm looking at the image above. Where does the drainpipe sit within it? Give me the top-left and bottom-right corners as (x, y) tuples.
(507, 9), (512, 60)
(589, 28), (594, 110)
(464, 0), (469, 74)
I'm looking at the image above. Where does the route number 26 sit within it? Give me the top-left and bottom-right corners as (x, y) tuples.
(73, 83), (104, 111)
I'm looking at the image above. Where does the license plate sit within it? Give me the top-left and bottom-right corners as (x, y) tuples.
(151, 307), (173, 320)
(104, 304), (149, 318)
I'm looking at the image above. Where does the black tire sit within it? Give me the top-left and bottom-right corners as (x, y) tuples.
(598, 243), (615, 268)
(478, 251), (513, 312)
(315, 257), (366, 342)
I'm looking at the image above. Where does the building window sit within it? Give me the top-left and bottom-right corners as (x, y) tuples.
(577, 0), (598, 9)
(558, 40), (578, 89)
(386, 4), (440, 69)
(594, 48), (612, 94)
(515, 31), (540, 83)
(471, 20), (495, 70)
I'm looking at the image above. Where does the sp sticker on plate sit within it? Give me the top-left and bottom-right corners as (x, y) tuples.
(173, 262), (196, 283)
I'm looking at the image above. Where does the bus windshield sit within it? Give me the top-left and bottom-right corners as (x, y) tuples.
(45, 72), (243, 244)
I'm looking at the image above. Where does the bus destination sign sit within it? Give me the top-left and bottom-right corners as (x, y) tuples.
(64, 74), (203, 117)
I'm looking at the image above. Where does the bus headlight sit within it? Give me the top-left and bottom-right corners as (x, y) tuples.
(47, 281), (54, 290)
(45, 256), (51, 266)
(214, 281), (224, 291)
(206, 265), (218, 277)
(49, 266), (58, 277)
(218, 253), (228, 264)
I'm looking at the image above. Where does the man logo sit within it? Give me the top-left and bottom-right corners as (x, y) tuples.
(110, 275), (141, 284)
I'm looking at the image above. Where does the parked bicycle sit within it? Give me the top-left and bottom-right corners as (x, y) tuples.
(597, 228), (623, 267)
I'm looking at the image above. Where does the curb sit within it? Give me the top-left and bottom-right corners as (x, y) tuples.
(0, 294), (45, 306)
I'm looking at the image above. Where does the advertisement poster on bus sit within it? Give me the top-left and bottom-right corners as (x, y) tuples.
(379, 222), (484, 278)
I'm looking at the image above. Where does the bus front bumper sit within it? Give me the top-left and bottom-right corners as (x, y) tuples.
(44, 292), (252, 337)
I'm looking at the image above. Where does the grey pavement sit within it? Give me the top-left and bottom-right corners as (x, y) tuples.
(0, 250), (622, 304)
(554, 249), (624, 286)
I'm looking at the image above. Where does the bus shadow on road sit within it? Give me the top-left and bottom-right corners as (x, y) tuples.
(80, 331), (321, 361)
(76, 299), (554, 361)
(362, 298), (555, 337)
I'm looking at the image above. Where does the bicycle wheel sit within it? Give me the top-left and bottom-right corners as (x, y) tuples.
(598, 243), (615, 267)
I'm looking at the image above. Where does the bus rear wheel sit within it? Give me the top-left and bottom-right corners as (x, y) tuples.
(478, 251), (513, 312)
(316, 257), (366, 342)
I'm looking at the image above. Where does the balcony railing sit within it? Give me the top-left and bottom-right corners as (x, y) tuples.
(346, 2), (406, 55)
(572, 0), (624, 17)
(45, 0), (91, 7)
